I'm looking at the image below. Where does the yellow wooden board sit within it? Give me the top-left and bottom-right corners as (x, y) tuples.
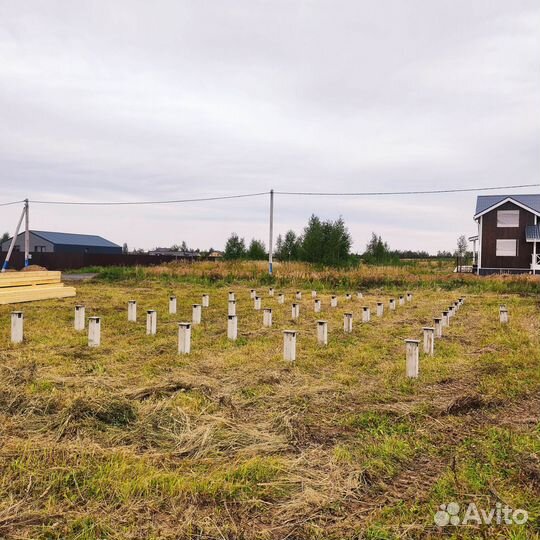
(0, 271), (75, 304)
(0, 270), (61, 277)
(0, 271), (62, 288)
(0, 286), (76, 305)
(0, 282), (66, 292)
(0, 271), (61, 279)
(0, 277), (62, 288)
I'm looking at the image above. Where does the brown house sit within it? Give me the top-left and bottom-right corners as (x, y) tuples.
(472, 195), (540, 275)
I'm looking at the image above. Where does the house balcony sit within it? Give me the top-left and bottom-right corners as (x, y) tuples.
(531, 253), (540, 273)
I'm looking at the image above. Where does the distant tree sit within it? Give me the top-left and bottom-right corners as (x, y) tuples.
(455, 235), (468, 258)
(180, 240), (189, 252)
(364, 233), (387, 260)
(392, 249), (431, 259)
(275, 230), (301, 261)
(363, 232), (398, 264)
(224, 233), (246, 260)
(247, 239), (266, 260)
(300, 215), (324, 263)
(274, 217), (352, 265)
(122, 243), (129, 254)
(437, 250), (453, 258)
(319, 216), (352, 265)
(1, 232), (9, 244)
(274, 234), (283, 258)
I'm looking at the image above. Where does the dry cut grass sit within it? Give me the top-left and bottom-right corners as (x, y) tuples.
(0, 275), (539, 539)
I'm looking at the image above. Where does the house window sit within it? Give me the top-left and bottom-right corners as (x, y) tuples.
(35, 246), (46, 252)
(497, 210), (519, 227)
(496, 239), (517, 257)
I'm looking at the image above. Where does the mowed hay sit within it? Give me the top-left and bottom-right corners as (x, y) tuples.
(0, 270), (76, 304)
(0, 277), (539, 539)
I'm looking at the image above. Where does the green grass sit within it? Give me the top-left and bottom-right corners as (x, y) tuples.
(69, 260), (540, 294)
(0, 263), (539, 538)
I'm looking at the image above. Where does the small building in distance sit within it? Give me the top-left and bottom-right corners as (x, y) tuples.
(1, 230), (122, 254)
(208, 250), (223, 260)
(473, 194), (540, 275)
(148, 248), (201, 260)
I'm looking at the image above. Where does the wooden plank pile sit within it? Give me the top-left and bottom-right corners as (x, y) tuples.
(0, 271), (76, 305)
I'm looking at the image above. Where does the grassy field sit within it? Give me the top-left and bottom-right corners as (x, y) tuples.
(1, 262), (539, 539)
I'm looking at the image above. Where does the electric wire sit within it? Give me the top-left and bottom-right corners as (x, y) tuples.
(274, 183), (540, 196)
(1, 183), (538, 206)
(0, 199), (25, 207)
(29, 191), (269, 206)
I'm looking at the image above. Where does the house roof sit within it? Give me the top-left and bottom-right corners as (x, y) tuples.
(30, 230), (120, 248)
(475, 194), (540, 219)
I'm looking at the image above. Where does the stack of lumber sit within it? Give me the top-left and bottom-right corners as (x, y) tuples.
(0, 271), (76, 304)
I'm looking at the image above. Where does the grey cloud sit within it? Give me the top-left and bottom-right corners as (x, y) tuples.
(0, 0), (538, 252)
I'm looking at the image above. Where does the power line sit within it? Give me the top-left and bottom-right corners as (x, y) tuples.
(274, 183), (540, 196)
(1, 183), (538, 207)
(29, 191), (269, 206)
(0, 199), (25, 207)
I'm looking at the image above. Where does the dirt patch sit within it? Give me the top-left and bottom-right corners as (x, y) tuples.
(518, 454), (540, 489)
(124, 378), (214, 400)
(0, 387), (60, 416)
(274, 412), (351, 450)
(54, 395), (137, 439)
(444, 393), (489, 415)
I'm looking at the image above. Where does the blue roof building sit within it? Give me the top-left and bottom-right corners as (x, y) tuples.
(1, 230), (122, 254)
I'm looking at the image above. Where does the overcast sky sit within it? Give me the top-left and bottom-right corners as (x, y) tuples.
(1, 1), (539, 253)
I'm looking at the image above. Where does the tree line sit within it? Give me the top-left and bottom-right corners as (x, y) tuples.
(1, 221), (469, 267)
(225, 214), (353, 266)
(224, 216), (470, 266)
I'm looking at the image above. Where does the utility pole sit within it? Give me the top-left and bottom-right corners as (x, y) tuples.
(24, 199), (30, 267)
(1, 202), (26, 272)
(268, 189), (274, 275)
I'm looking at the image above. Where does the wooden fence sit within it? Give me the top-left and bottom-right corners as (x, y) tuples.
(0, 252), (198, 271)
